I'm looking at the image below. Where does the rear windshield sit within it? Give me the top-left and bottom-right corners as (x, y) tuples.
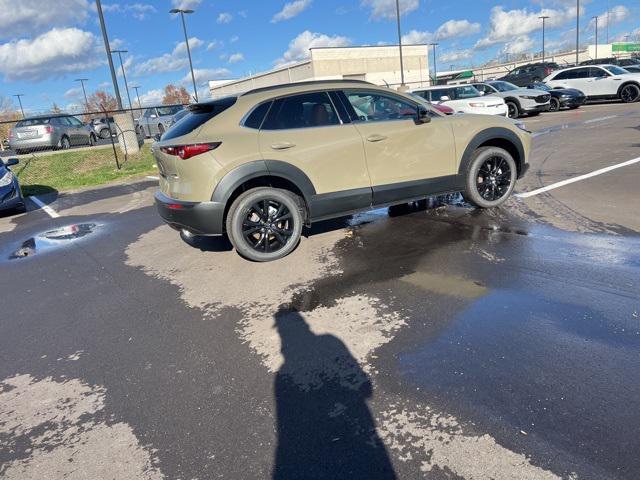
(16, 118), (51, 127)
(156, 105), (184, 117)
(162, 97), (237, 140)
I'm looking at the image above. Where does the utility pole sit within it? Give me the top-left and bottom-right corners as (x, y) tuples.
(13, 94), (25, 118)
(539, 16), (550, 63)
(394, 0), (405, 89)
(428, 43), (439, 86)
(75, 78), (89, 112)
(593, 16), (599, 60)
(131, 85), (142, 109)
(111, 50), (133, 110)
(576, 0), (580, 65)
(170, 8), (199, 102)
(606, 0), (610, 44)
(96, 0), (122, 109)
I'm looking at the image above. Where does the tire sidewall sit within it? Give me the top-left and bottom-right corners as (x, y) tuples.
(620, 84), (640, 103)
(549, 97), (560, 111)
(464, 147), (517, 208)
(506, 101), (519, 118)
(227, 187), (304, 262)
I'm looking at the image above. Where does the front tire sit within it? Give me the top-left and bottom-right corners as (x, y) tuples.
(619, 84), (640, 103)
(226, 187), (304, 262)
(99, 128), (111, 139)
(548, 97), (561, 112)
(463, 147), (517, 208)
(506, 101), (520, 119)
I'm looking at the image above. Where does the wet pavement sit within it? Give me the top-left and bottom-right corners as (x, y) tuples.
(1, 104), (639, 479)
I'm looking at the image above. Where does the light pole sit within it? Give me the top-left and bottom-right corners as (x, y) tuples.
(394, 0), (405, 89)
(170, 8), (199, 102)
(576, 0), (580, 65)
(96, 0), (122, 109)
(13, 94), (25, 118)
(75, 78), (89, 112)
(428, 43), (439, 86)
(111, 50), (133, 111)
(539, 16), (550, 63)
(131, 85), (142, 109)
(592, 16), (599, 60)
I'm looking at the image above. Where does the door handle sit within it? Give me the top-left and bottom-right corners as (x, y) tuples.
(271, 142), (296, 150)
(366, 134), (388, 143)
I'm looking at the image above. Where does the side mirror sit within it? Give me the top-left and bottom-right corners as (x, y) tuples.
(416, 106), (431, 124)
(4, 158), (19, 167)
(440, 95), (450, 102)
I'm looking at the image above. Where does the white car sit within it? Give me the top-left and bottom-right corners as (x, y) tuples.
(543, 65), (640, 103)
(412, 85), (508, 116)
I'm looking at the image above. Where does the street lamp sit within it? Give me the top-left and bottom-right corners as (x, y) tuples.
(131, 85), (143, 109)
(170, 8), (199, 102)
(394, 0), (406, 89)
(592, 16), (599, 60)
(428, 43), (439, 86)
(96, 0), (123, 109)
(110, 50), (133, 111)
(576, 0), (580, 65)
(75, 78), (89, 112)
(539, 16), (550, 63)
(12, 94), (25, 118)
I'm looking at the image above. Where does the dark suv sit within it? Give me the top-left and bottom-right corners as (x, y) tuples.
(580, 57), (640, 67)
(498, 62), (560, 87)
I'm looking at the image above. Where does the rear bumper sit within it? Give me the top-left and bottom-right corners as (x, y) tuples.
(155, 191), (225, 235)
(9, 135), (58, 150)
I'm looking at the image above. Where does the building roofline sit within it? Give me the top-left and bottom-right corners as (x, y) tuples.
(309, 43), (429, 50)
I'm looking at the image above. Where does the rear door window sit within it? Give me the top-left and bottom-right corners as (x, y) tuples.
(162, 97), (237, 140)
(243, 101), (272, 129)
(261, 92), (340, 130)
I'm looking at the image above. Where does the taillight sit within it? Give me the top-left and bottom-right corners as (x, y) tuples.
(44, 125), (53, 134)
(545, 67), (553, 75)
(8, 128), (13, 139)
(160, 142), (221, 160)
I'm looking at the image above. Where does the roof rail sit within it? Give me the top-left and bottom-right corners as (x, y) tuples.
(241, 79), (374, 97)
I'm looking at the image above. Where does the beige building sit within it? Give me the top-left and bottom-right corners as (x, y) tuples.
(209, 45), (430, 97)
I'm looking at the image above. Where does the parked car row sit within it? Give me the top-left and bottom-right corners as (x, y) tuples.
(8, 115), (97, 154)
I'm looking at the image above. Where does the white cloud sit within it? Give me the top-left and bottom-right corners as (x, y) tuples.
(0, 28), (102, 81)
(402, 19), (481, 45)
(228, 53), (245, 63)
(181, 68), (232, 85)
(103, 3), (157, 20)
(588, 5), (629, 30)
(171, 0), (201, 9)
(230, 35), (240, 44)
(475, 5), (577, 50)
(272, 0), (312, 23)
(116, 55), (134, 78)
(138, 88), (163, 106)
(207, 40), (222, 51)
(64, 87), (82, 100)
(361, 0), (419, 20)
(0, 0), (89, 39)
(501, 35), (535, 55)
(439, 49), (474, 63)
(275, 31), (351, 65)
(134, 37), (204, 76)
(217, 12), (233, 24)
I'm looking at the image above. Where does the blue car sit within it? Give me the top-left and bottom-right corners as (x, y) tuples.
(0, 158), (26, 214)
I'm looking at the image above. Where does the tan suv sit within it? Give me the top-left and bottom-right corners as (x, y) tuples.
(153, 80), (531, 261)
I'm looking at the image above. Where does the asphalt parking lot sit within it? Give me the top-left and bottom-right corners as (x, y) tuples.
(1, 103), (639, 479)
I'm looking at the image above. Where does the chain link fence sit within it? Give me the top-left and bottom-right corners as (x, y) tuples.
(0, 105), (185, 197)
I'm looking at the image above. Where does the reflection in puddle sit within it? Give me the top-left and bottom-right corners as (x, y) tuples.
(9, 223), (99, 259)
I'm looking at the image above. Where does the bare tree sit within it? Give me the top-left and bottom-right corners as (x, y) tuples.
(162, 84), (191, 105)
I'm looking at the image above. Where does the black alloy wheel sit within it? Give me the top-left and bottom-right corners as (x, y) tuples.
(476, 156), (513, 202)
(242, 199), (294, 254)
(506, 101), (519, 118)
(226, 187), (304, 262)
(620, 84), (640, 103)
(549, 97), (561, 112)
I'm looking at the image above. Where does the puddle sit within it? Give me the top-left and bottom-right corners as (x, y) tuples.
(9, 223), (99, 259)
(399, 289), (640, 474)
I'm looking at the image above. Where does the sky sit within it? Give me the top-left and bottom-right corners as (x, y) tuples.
(0, 0), (638, 114)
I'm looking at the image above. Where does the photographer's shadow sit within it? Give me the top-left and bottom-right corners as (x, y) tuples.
(273, 308), (396, 480)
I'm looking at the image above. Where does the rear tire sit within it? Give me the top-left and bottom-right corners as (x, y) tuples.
(619, 84), (640, 103)
(59, 136), (70, 150)
(463, 147), (517, 208)
(226, 187), (304, 262)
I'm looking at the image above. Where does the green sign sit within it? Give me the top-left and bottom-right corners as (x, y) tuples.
(613, 43), (640, 53)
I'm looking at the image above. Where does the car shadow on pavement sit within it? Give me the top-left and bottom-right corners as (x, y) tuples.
(272, 308), (397, 480)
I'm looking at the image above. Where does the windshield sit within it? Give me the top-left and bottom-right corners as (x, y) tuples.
(530, 83), (550, 91)
(156, 105), (184, 117)
(605, 66), (629, 75)
(452, 85), (482, 99)
(489, 81), (519, 92)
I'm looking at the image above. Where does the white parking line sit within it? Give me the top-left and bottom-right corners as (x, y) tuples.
(29, 196), (60, 218)
(516, 156), (640, 199)
(146, 175), (159, 180)
(583, 115), (618, 124)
